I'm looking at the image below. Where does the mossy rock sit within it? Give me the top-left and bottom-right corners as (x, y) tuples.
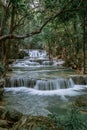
(75, 96), (87, 113)
(70, 75), (87, 85)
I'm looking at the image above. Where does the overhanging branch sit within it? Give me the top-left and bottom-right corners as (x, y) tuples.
(0, 0), (80, 41)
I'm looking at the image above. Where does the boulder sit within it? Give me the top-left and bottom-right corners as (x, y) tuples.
(70, 75), (87, 85)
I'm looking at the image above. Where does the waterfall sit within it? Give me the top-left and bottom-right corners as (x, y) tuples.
(34, 78), (74, 90)
(11, 49), (64, 67)
(4, 49), (87, 117)
(4, 77), (36, 87)
(29, 50), (47, 58)
(4, 77), (74, 90)
(67, 78), (74, 88)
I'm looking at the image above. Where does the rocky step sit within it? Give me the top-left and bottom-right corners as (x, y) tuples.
(69, 75), (87, 85)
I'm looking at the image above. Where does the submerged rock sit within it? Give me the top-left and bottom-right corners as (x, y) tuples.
(42, 60), (53, 65)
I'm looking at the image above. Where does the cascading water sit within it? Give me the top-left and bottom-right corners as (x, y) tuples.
(11, 49), (64, 67)
(4, 77), (74, 89)
(4, 49), (87, 116)
(4, 77), (36, 88)
(29, 49), (47, 58)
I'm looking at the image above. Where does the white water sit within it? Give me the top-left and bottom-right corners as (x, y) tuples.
(11, 49), (64, 67)
(4, 77), (74, 88)
(4, 49), (87, 116)
(4, 84), (87, 97)
(29, 49), (47, 58)
(4, 83), (87, 116)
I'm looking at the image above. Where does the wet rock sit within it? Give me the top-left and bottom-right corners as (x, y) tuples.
(4, 77), (11, 87)
(70, 75), (87, 85)
(0, 88), (4, 98)
(0, 79), (4, 88)
(8, 59), (15, 64)
(75, 96), (87, 113)
(42, 61), (53, 65)
(75, 96), (87, 107)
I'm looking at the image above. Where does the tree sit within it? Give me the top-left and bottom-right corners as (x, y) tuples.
(0, 0), (86, 73)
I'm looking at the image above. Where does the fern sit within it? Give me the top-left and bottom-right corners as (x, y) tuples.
(48, 106), (87, 130)
(62, 106), (87, 130)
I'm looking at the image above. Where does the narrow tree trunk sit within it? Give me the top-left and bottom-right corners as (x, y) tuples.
(48, 41), (52, 60)
(73, 17), (79, 54)
(83, 14), (86, 74)
(0, 8), (8, 61)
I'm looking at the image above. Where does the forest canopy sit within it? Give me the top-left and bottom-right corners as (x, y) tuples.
(0, 0), (87, 73)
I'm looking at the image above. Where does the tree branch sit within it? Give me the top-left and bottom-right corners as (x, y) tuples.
(0, 0), (80, 41)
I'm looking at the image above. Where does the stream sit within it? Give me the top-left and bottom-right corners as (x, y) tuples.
(4, 49), (87, 116)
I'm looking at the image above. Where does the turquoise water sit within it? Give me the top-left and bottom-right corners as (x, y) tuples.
(4, 66), (87, 116)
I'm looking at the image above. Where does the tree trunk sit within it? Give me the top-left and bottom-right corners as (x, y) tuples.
(3, 5), (15, 70)
(73, 17), (79, 54)
(83, 14), (86, 74)
(0, 8), (8, 61)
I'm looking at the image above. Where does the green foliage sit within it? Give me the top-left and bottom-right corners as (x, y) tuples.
(18, 50), (28, 59)
(0, 0), (86, 72)
(63, 52), (83, 69)
(63, 107), (87, 130)
(44, 0), (57, 9)
(10, 0), (25, 8)
(48, 106), (87, 130)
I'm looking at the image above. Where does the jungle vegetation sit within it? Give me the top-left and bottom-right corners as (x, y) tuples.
(0, 0), (87, 73)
